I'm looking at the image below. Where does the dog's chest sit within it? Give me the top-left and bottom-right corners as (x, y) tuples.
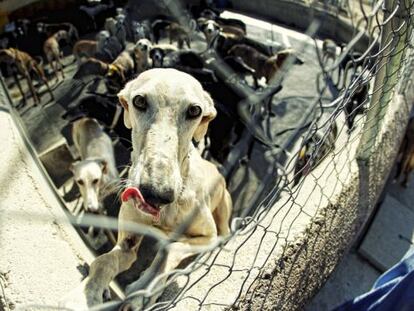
(158, 198), (195, 229)
(156, 190), (209, 236)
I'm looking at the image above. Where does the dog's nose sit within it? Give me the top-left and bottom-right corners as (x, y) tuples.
(86, 203), (99, 213)
(140, 184), (175, 206)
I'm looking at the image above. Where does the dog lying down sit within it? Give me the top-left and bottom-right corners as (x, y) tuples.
(62, 68), (232, 309)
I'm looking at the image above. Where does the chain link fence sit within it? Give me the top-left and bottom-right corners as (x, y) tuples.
(1, 0), (414, 310)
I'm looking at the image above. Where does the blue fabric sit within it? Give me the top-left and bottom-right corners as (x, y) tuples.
(333, 248), (414, 311)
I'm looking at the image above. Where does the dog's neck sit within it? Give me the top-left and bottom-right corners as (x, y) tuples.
(178, 144), (198, 199)
(180, 144), (194, 179)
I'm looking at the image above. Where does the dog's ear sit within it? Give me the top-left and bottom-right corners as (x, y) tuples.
(198, 18), (207, 31)
(193, 91), (217, 142)
(96, 158), (108, 174)
(149, 48), (156, 59)
(69, 161), (79, 173)
(119, 70), (126, 84)
(118, 89), (132, 129)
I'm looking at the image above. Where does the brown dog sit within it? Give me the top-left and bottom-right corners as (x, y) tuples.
(43, 30), (68, 81)
(166, 22), (191, 49)
(395, 117), (414, 187)
(0, 48), (54, 105)
(73, 40), (99, 64)
(72, 31), (110, 64)
(105, 50), (135, 93)
(228, 44), (303, 85)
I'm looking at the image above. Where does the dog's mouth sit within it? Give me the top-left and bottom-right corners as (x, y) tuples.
(121, 187), (160, 220)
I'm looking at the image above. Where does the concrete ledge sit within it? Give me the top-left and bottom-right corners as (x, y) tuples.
(0, 94), (124, 307)
(235, 82), (413, 310)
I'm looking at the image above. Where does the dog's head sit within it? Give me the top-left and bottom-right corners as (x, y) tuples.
(37, 22), (45, 33)
(149, 48), (165, 68)
(55, 30), (69, 42)
(71, 158), (108, 213)
(116, 14), (126, 25)
(96, 30), (110, 43)
(200, 20), (220, 43)
(118, 68), (216, 209)
(135, 38), (152, 54)
(265, 49), (304, 82)
(105, 64), (125, 94)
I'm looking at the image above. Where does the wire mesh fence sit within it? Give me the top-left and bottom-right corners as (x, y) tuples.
(1, 0), (413, 310)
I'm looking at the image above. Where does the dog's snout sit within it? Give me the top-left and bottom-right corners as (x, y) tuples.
(86, 203), (100, 213)
(140, 184), (175, 206)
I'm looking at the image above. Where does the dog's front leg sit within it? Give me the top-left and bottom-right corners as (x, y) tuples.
(85, 235), (142, 305)
(60, 235), (142, 309)
(126, 236), (216, 308)
(23, 71), (39, 104)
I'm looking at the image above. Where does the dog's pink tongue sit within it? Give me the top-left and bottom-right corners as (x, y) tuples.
(121, 187), (144, 203)
(121, 187), (160, 219)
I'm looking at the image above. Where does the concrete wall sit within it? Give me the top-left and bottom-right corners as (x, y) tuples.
(231, 0), (372, 50)
(236, 93), (412, 310)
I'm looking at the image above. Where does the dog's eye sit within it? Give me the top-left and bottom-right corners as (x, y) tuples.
(76, 179), (84, 186)
(133, 95), (147, 111)
(92, 179), (99, 185)
(187, 105), (202, 119)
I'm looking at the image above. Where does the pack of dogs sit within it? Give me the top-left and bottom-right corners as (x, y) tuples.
(1, 3), (408, 308)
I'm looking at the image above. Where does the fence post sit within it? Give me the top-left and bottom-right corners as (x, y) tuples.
(356, 0), (413, 209)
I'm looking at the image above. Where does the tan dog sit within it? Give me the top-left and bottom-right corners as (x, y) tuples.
(73, 40), (98, 64)
(62, 68), (232, 308)
(133, 38), (152, 73)
(43, 30), (68, 80)
(0, 48), (54, 105)
(105, 50), (135, 93)
(71, 117), (119, 213)
(73, 31), (110, 64)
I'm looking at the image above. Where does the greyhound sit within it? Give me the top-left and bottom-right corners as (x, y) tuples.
(71, 117), (119, 213)
(73, 31), (110, 64)
(61, 69), (232, 309)
(43, 30), (68, 81)
(0, 48), (54, 105)
(105, 49), (135, 94)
